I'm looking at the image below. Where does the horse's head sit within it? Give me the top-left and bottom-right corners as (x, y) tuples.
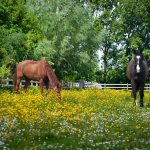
(53, 83), (61, 100)
(133, 50), (143, 74)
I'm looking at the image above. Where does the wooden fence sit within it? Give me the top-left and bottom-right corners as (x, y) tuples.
(1, 78), (150, 91)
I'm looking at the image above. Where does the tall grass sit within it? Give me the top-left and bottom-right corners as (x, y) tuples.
(0, 87), (150, 149)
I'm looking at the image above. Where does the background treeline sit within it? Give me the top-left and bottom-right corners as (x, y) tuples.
(0, 0), (150, 83)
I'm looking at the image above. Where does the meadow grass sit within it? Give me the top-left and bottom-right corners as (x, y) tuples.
(0, 87), (150, 150)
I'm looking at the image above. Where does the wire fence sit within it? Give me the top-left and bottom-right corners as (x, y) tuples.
(1, 78), (150, 91)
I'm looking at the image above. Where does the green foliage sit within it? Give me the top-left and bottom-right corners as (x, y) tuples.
(0, 65), (10, 78)
(90, 0), (150, 83)
(27, 0), (103, 81)
(0, 0), (150, 82)
(0, 0), (42, 64)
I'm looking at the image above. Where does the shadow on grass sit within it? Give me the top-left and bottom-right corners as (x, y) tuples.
(6, 131), (80, 150)
(0, 86), (14, 93)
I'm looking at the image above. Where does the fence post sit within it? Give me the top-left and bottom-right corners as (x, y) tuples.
(104, 83), (106, 89)
(79, 80), (84, 89)
(36, 81), (38, 86)
(127, 83), (128, 90)
(31, 81), (33, 86)
(6, 77), (9, 86)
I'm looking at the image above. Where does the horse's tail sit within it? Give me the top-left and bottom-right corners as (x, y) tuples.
(13, 65), (17, 90)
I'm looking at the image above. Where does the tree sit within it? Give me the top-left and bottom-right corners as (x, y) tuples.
(27, 0), (103, 81)
(89, 0), (150, 83)
(0, 0), (42, 64)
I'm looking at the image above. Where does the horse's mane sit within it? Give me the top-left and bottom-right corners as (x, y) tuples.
(45, 62), (59, 88)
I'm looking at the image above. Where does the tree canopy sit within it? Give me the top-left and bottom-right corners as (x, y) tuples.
(89, 0), (150, 83)
(0, 0), (149, 82)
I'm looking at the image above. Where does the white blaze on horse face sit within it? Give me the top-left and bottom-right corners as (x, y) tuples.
(136, 55), (141, 73)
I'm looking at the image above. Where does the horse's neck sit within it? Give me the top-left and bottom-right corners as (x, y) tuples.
(46, 65), (58, 88)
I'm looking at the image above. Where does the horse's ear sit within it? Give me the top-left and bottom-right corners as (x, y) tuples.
(132, 50), (142, 55)
(139, 50), (143, 55)
(132, 50), (136, 55)
(136, 50), (143, 56)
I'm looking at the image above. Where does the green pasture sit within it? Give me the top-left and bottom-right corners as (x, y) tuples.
(0, 87), (150, 150)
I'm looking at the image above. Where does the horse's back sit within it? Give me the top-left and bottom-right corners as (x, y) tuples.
(17, 60), (35, 69)
(17, 60), (46, 68)
(16, 60), (48, 80)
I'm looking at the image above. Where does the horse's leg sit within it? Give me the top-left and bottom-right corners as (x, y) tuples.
(43, 77), (50, 95)
(131, 80), (137, 106)
(45, 82), (50, 95)
(15, 78), (21, 94)
(139, 85), (144, 107)
(14, 69), (18, 93)
(133, 90), (137, 106)
(39, 79), (43, 94)
(24, 78), (30, 93)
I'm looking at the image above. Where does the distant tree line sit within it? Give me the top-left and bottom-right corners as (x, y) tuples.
(0, 0), (150, 83)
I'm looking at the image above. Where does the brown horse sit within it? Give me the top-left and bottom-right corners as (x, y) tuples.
(127, 50), (148, 107)
(14, 60), (61, 99)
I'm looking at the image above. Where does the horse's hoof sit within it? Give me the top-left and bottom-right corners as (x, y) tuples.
(140, 104), (144, 107)
(134, 101), (138, 106)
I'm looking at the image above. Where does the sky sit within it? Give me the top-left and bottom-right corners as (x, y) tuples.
(97, 50), (103, 69)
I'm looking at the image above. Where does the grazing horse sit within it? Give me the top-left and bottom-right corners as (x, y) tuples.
(126, 50), (148, 107)
(14, 60), (61, 99)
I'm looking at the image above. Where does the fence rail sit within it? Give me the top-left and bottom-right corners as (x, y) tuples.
(1, 78), (150, 91)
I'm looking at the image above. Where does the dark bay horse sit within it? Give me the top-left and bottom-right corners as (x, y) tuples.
(14, 60), (61, 99)
(127, 51), (148, 107)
